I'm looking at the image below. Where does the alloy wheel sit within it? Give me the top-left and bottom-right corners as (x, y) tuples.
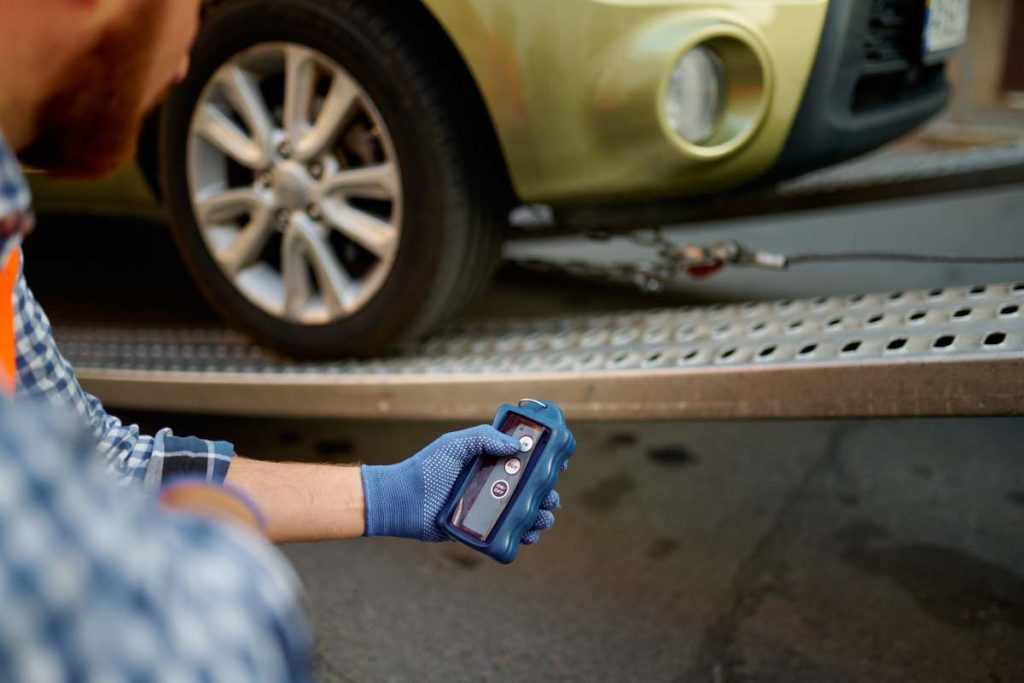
(187, 43), (403, 325)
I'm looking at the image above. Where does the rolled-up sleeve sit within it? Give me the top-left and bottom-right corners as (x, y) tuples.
(13, 257), (234, 488)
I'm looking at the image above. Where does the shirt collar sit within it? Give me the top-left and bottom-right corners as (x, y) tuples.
(0, 131), (30, 219)
(0, 130), (34, 254)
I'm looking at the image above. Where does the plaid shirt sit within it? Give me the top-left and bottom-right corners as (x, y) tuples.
(0, 131), (313, 680)
(14, 271), (237, 487)
(0, 400), (313, 681)
(0, 134), (233, 488)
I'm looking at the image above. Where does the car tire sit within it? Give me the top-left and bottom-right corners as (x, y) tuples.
(159, 0), (508, 357)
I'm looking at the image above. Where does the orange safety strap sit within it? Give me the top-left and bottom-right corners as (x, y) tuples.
(0, 249), (20, 397)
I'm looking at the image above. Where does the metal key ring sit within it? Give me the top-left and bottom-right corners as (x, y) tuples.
(518, 398), (548, 409)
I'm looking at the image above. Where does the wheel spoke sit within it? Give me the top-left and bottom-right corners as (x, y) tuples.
(196, 187), (275, 275)
(322, 163), (399, 201)
(194, 104), (267, 169)
(217, 65), (274, 159)
(295, 69), (359, 161)
(301, 219), (356, 316)
(285, 215), (356, 317)
(283, 46), (316, 144)
(320, 200), (397, 258)
(281, 221), (313, 320)
(195, 186), (266, 223)
(220, 214), (275, 276)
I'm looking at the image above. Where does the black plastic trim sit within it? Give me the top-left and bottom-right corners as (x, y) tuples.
(768, 0), (950, 180)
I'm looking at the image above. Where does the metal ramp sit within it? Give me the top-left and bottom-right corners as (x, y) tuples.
(58, 281), (1024, 421)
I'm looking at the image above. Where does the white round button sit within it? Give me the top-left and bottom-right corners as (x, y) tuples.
(504, 458), (522, 475)
(491, 480), (509, 499)
(518, 436), (534, 452)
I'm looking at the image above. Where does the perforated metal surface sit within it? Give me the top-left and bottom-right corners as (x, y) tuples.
(57, 281), (1024, 420)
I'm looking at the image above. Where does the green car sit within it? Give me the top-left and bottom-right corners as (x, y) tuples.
(31, 0), (967, 356)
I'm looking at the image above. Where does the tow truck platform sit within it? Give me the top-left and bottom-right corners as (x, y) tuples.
(58, 280), (1024, 421)
(54, 142), (1024, 421)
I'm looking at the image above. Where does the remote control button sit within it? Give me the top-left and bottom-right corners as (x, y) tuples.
(504, 458), (522, 475)
(491, 480), (509, 499)
(518, 436), (534, 452)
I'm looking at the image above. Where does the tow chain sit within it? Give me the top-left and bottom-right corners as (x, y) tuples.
(507, 229), (1024, 294)
(510, 229), (787, 293)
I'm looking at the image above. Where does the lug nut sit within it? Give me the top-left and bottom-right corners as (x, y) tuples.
(277, 141), (292, 158)
(256, 171), (273, 187)
(275, 209), (291, 228)
(307, 204), (323, 221)
(308, 162), (323, 180)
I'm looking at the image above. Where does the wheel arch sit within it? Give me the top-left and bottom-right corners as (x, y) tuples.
(382, 0), (518, 208)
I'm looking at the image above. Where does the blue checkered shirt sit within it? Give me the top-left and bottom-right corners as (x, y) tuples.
(0, 134), (233, 488)
(14, 271), (237, 487)
(0, 131), (313, 680)
(0, 399), (313, 681)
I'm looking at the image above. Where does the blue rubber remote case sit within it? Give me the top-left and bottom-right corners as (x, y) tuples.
(438, 399), (576, 564)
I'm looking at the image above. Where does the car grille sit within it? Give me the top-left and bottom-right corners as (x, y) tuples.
(862, 0), (925, 73)
(853, 0), (941, 111)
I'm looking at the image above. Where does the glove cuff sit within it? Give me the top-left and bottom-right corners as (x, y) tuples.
(361, 464), (422, 539)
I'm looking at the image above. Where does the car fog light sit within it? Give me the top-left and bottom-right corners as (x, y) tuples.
(665, 45), (726, 145)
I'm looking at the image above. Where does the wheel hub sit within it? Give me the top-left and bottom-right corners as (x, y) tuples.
(272, 160), (314, 210)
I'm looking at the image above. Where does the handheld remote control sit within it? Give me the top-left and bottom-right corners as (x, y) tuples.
(438, 399), (576, 564)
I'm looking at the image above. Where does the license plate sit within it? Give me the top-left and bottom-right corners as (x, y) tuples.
(923, 0), (970, 56)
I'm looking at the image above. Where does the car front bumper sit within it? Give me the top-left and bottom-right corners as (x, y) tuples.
(426, 0), (831, 203)
(431, 0), (954, 207)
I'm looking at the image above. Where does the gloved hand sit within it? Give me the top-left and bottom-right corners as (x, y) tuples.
(361, 425), (563, 543)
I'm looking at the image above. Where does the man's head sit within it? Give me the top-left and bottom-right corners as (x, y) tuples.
(1, 0), (202, 177)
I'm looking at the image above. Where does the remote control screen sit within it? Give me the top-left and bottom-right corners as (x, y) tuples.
(448, 414), (549, 542)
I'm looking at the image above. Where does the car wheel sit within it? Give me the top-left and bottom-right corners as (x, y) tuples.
(159, 0), (508, 357)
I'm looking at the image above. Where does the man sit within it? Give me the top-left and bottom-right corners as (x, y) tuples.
(0, 0), (564, 679)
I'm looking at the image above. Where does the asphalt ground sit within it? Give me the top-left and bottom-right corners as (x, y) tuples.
(114, 412), (1024, 683)
(23, 184), (1024, 681)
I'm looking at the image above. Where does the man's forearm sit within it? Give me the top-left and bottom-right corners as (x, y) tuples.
(226, 457), (366, 543)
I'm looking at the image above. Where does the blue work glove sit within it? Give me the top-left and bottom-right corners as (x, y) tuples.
(361, 425), (563, 543)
